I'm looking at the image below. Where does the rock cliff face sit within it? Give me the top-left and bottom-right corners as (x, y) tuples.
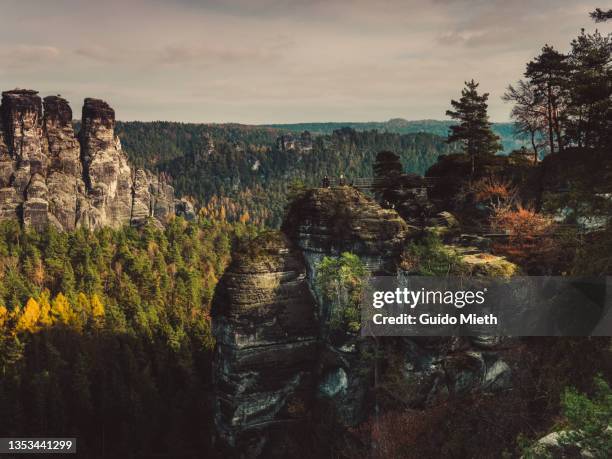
(211, 232), (318, 457)
(0, 89), (174, 230)
(282, 187), (413, 274)
(212, 186), (513, 458)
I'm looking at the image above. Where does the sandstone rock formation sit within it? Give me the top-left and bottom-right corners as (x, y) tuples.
(212, 185), (514, 458)
(211, 232), (318, 457)
(282, 187), (413, 274)
(0, 89), (174, 231)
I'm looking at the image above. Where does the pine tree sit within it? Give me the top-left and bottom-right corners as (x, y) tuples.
(525, 45), (570, 153)
(373, 150), (403, 180)
(591, 8), (612, 22)
(373, 151), (403, 208)
(446, 80), (502, 173)
(565, 30), (612, 149)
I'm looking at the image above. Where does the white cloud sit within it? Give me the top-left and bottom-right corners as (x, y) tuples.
(0, 1), (610, 122)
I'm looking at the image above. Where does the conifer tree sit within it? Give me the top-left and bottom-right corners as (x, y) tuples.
(591, 8), (612, 22)
(373, 150), (403, 208)
(565, 30), (612, 149)
(525, 45), (569, 153)
(446, 80), (502, 173)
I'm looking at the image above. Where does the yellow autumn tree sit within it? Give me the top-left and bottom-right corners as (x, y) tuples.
(90, 294), (105, 328)
(15, 298), (41, 333)
(75, 292), (91, 324)
(38, 291), (53, 328)
(0, 305), (9, 330)
(51, 293), (77, 328)
(239, 211), (250, 224)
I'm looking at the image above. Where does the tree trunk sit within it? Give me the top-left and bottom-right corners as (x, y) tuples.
(547, 85), (555, 154)
(531, 130), (538, 164)
(553, 105), (563, 152)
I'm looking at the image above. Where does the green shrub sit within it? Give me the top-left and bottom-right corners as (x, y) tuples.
(402, 233), (466, 276)
(316, 252), (367, 333)
(559, 374), (612, 457)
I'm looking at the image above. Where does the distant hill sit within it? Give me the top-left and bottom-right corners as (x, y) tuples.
(106, 119), (522, 226)
(264, 119), (522, 153)
(107, 121), (459, 226)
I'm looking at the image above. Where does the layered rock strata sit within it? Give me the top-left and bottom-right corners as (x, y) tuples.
(211, 232), (318, 457)
(0, 89), (174, 231)
(282, 187), (414, 275)
(212, 186), (513, 458)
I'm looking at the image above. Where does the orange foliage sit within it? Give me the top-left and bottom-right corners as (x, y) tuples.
(471, 176), (517, 207)
(491, 205), (553, 247)
(490, 205), (559, 268)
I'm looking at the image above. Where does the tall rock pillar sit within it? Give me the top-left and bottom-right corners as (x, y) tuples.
(0, 89), (48, 229)
(43, 95), (86, 230)
(79, 98), (133, 228)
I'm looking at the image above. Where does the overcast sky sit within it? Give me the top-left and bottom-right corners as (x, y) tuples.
(0, 0), (609, 123)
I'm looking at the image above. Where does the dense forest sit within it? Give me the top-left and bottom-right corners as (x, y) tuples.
(265, 119), (523, 152)
(116, 126), (460, 226)
(111, 120), (522, 227)
(113, 121), (282, 169)
(0, 218), (256, 457)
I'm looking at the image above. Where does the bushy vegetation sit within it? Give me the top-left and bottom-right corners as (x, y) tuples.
(0, 217), (255, 458)
(519, 374), (612, 458)
(559, 375), (612, 457)
(316, 252), (367, 334)
(401, 233), (465, 276)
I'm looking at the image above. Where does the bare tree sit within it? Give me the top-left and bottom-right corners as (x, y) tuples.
(503, 80), (548, 163)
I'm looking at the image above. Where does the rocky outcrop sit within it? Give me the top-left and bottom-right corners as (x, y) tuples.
(276, 131), (312, 153)
(212, 185), (514, 457)
(43, 95), (84, 230)
(0, 89), (174, 231)
(282, 187), (413, 274)
(211, 232), (318, 457)
(78, 98), (133, 228)
(131, 170), (175, 227)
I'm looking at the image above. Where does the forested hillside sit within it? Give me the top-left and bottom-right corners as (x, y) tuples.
(265, 119), (523, 153)
(114, 125), (460, 226)
(0, 218), (256, 458)
(114, 121), (282, 169)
